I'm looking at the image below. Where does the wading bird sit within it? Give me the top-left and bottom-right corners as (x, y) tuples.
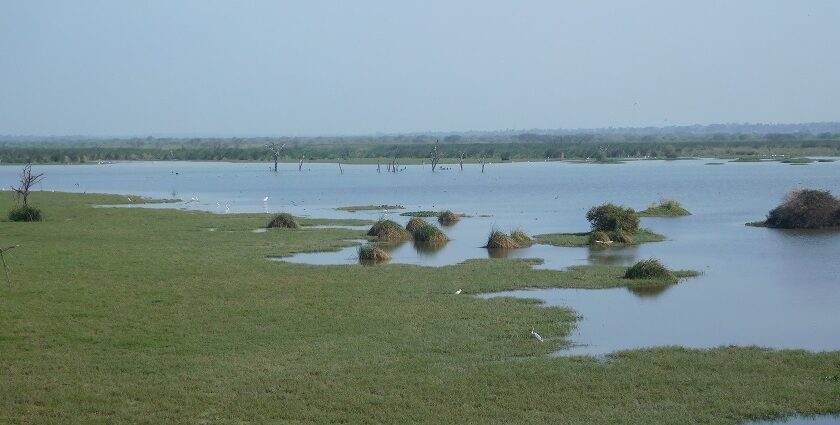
(530, 328), (543, 342)
(455, 289), (462, 295)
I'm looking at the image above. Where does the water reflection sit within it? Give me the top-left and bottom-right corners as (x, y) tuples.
(626, 285), (671, 299)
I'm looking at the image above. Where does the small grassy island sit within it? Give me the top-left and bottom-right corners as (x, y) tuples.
(357, 245), (391, 264)
(749, 189), (840, 229)
(638, 199), (691, 217)
(366, 219), (411, 241)
(536, 203), (666, 247)
(623, 258), (699, 287)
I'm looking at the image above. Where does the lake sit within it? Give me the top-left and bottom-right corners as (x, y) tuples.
(2, 159), (839, 356)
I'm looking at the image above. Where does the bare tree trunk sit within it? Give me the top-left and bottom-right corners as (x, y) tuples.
(377, 160), (381, 173)
(11, 164), (45, 206)
(430, 140), (441, 172)
(338, 162), (343, 174)
(265, 143), (286, 172)
(299, 155), (304, 171)
(459, 152), (465, 171)
(481, 156), (486, 173)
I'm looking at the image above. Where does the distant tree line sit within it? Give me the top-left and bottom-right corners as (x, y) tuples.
(1, 133), (839, 164)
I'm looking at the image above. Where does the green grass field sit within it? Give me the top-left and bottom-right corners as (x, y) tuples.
(1, 193), (838, 424)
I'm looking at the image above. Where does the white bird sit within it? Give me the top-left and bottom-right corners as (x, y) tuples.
(455, 289), (462, 295)
(530, 328), (544, 342)
(127, 197), (132, 202)
(383, 209), (388, 214)
(225, 204), (230, 212)
(190, 196), (199, 202)
(263, 196), (269, 202)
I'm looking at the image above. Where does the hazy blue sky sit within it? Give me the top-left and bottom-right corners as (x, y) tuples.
(1, 1), (839, 136)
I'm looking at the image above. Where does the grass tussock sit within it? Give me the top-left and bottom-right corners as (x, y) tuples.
(611, 230), (636, 244)
(357, 245), (391, 264)
(266, 213), (300, 229)
(405, 217), (427, 233)
(588, 231), (612, 245)
(437, 210), (460, 226)
(410, 222), (449, 244)
(639, 199), (691, 217)
(484, 230), (520, 249)
(8, 204), (43, 222)
(510, 229), (533, 246)
(367, 219), (411, 241)
(624, 258), (675, 280)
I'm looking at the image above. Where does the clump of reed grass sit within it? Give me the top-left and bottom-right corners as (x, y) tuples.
(588, 231), (612, 246)
(367, 219), (411, 242)
(8, 204), (43, 222)
(484, 229), (520, 249)
(510, 229), (533, 246)
(437, 210), (460, 225)
(411, 222), (449, 244)
(624, 258), (675, 280)
(405, 217), (427, 233)
(357, 245), (391, 264)
(266, 213), (299, 229)
(611, 230), (636, 244)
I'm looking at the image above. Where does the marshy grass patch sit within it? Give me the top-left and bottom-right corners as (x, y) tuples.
(437, 210), (460, 226)
(638, 199), (691, 217)
(357, 245), (391, 264)
(588, 231), (612, 246)
(780, 157), (815, 164)
(411, 221), (449, 244)
(536, 229), (665, 248)
(367, 219), (411, 242)
(400, 211), (438, 217)
(266, 213), (300, 229)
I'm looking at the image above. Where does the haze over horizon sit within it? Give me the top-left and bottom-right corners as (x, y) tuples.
(2, 1), (839, 137)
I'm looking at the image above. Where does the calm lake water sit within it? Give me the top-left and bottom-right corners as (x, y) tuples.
(2, 160), (839, 357)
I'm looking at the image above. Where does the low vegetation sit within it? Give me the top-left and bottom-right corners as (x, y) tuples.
(536, 229), (665, 247)
(638, 199), (691, 217)
(266, 213), (299, 229)
(7, 204), (42, 222)
(437, 210), (460, 225)
(756, 189), (840, 229)
(586, 203), (640, 234)
(367, 219), (411, 241)
(410, 221), (449, 244)
(484, 229), (525, 249)
(624, 258), (674, 280)
(405, 217), (427, 233)
(510, 229), (534, 246)
(357, 245), (391, 264)
(400, 211), (438, 217)
(1, 192), (836, 424)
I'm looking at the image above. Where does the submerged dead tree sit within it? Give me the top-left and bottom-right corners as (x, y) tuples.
(430, 141), (442, 172)
(298, 155), (305, 171)
(265, 142), (286, 172)
(11, 164), (44, 206)
(459, 152), (465, 171)
(480, 155), (486, 173)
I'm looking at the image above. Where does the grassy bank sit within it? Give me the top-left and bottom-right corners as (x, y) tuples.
(1, 193), (837, 424)
(534, 229), (666, 247)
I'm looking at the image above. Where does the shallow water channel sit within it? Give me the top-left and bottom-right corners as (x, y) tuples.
(3, 159), (839, 356)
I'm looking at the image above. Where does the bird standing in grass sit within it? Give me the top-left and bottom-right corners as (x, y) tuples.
(530, 328), (543, 342)
(454, 289), (462, 295)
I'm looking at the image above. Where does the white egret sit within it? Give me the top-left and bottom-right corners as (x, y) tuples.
(263, 196), (269, 202)
(126, 197), (132, 202)
(530, 328), (544, 342)
(455, 289), (462, 295)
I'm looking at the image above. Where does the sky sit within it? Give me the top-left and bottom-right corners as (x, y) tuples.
(1, 0), (839, 137)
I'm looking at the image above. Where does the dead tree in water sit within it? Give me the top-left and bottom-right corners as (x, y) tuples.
(338, 162), (344, 174)
(265, 143), (286, 172)
(298, 155), (305, 171)
(480, 156), (486, 173)
(430, 141), (442, 172)
(11, 164), (44, 206)
(459, 152), (465, 171)
(377, 160), (381, 173)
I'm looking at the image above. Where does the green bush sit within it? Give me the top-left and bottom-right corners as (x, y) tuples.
(586, 203), (639, 233)
(611, 230), (636, 244)
(764, 189), (840, 229)
(8, 204), (42, 222)
(510, 229), (533, 246)
(624, 258), (674, 280)
(266, 213), (299, 229)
